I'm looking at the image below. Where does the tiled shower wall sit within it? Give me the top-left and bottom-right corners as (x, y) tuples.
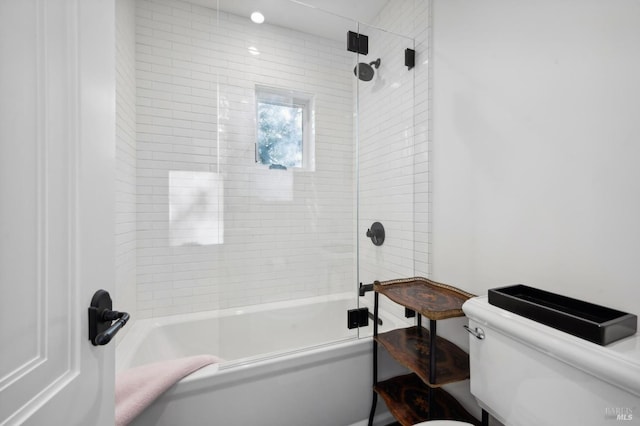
(116, 0), (138, 323)
(358, 0), (430, 286)
(134, 0), (355, 318)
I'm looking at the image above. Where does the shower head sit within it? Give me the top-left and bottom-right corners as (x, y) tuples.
(354, 58), (381, 82)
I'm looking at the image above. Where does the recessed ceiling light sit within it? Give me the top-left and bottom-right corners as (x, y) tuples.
(250, 11), (265, 24)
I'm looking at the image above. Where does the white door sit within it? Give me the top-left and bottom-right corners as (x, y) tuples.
(0, 0), (116, 425)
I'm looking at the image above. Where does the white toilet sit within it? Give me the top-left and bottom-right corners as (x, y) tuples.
(411, 295), (639, 426)
(454, 296), (640, 426)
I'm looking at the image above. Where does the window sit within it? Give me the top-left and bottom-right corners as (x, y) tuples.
(256, 86), (314, 170)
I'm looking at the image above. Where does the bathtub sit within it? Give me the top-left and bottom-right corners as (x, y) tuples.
(117, 293), (409, 426)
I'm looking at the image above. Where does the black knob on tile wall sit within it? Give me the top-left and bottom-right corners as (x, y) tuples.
(366, 222), (385, 246)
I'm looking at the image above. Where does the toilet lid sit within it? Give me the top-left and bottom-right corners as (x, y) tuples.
(412, 421), (473, 426)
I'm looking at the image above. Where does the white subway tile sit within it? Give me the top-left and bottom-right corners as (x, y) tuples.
(134, 0), (428, 318)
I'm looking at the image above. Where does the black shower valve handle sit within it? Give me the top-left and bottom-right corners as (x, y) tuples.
(366, 228), (379, 245)
(366, 222), (385, 246)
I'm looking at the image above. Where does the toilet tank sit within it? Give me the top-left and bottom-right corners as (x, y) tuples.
(463, 296), (640, 426)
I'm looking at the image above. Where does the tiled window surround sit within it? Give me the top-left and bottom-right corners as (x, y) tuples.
(135, 0), (355, 318)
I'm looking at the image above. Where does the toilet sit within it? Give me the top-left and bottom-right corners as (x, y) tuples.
(410, 295), (639, 426)
(456, 296), (640, 426)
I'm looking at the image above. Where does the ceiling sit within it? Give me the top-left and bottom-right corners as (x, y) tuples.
(188, 0), (390, 41)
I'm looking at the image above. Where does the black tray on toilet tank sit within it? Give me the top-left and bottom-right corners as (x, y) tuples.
(488, 284), (637, 346)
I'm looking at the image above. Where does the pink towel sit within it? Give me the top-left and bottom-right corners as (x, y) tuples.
(115, 354), (222, 426)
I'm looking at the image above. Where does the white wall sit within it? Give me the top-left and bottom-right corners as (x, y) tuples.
(431, 2), (640, 421)
(432, 1), (640, 319)
(135, 0), (355, 318)
(116, 0), (138, 325)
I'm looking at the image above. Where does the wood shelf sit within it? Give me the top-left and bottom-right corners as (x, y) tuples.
(368, 277), (480, 426)
(374, 373), (481, 426)
(374, 277), (474, 320)
(375, 326), (470, 387)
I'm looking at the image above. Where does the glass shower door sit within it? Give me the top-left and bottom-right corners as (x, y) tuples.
(356, 21), (419, 326)
(210, 1), (363, 358)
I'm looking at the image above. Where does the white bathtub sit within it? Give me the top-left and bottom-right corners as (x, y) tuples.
(117, 294), (409, 426)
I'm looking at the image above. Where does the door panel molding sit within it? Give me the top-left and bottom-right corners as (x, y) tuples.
(0, 0), (90, 423)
